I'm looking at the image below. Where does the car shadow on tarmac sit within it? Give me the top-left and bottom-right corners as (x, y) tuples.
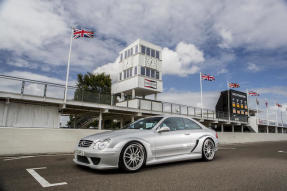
(74, 156), (224, 175)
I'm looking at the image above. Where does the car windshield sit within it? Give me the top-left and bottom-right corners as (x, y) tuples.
(125, 117), (163, 130)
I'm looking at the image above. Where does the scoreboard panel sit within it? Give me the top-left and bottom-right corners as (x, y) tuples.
(216, 89), (248, 122)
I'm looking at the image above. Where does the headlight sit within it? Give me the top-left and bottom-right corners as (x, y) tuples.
(93, 138), (111, 150)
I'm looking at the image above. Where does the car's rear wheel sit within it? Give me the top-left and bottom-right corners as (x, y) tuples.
(202, 138), (215, 161)
(119, 142), (146, 172)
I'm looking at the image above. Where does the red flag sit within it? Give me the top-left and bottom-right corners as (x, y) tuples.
(228, 82), (240, 88)
(276, 103), (282, 108)
(201, 73), (215, 81)
(73, 28), (94, 39)
(248, 91), (259, 96)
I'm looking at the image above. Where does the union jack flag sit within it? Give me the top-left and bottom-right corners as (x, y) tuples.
(73, 28), (94, 39)
(276, 103), (282, 108)
(248, 91), (259, 96)
(228, 82), (240, 88)
(201, 73), (215, 81)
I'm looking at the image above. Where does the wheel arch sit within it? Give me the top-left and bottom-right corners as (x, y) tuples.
(192, 135), (217, 153)
(116, 138), (152, 164)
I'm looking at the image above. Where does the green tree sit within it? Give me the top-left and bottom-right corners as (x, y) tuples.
(67, 72), (112, 128)
(74, 72), (111, 104)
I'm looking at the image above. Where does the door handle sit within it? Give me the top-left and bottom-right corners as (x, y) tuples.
(184, 133), (190, 135)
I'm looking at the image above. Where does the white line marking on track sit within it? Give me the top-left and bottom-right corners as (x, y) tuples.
(26, 167), (67, 188)
(3, 153), (73, 161)
(278, 150), (287, 153)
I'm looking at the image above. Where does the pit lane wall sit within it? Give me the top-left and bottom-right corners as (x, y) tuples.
(1, 128), (287, 156)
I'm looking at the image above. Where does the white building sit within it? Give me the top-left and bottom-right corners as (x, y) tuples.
(112, 39), (163, 101)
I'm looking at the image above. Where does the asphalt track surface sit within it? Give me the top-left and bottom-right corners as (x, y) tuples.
(0, 141), (287, 191)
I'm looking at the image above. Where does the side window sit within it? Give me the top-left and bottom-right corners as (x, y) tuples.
(156, 51), (159, 59)
(156, 71), (160, 79)
(141, 45), (146, 54)
(141, 66), (145, 75)
(146, 47), (150, 56)
(151, 69), (155, 78)
(160, 117), (185, 131)
(151, 49), (155, 57)
(183, 118), (202, 130)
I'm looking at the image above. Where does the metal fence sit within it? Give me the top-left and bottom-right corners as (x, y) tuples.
(257, 118), (287, 127)
(0, 75), (111, 105)
(0, 74), (247, 122)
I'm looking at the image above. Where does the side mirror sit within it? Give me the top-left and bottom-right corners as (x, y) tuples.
(157, 126), (170, 133)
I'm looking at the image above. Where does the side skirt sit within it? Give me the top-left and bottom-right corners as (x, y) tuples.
(146, 153), (202, 166)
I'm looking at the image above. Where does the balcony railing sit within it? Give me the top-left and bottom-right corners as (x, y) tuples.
(0, 74), (248, 123)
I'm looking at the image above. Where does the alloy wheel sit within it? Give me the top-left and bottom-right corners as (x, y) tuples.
(123, 143), (145, 171)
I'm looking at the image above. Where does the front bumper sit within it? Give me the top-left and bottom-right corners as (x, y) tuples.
(73, 147), (121, 170)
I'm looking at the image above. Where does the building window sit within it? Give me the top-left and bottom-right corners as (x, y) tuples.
(146, 47), (150, 56)
(129, 68), (132, 77)
(151, 69), (155, 78)
(141, 66), (145, 75)
(128, 49), (130, 57)
(120, 72), (122, 80)
(141, 45), (146, 54)
(151, 49), (155, 57)
(134, 66), (137, 75)
(146, 68), (150, 77)
(131, 48), (133, 55)
(124, 70), (127, 79)
(127, 69), (130, 78)
(120, 53), (123, 62)
(124, 51), (127, 59)
(156, 51), (159, 59)
(156, 71), (159, 79)
(135, 45), (138, 54)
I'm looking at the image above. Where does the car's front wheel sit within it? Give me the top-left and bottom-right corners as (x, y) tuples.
(202, 138), (215, 161)
(119, 142), (146, 172)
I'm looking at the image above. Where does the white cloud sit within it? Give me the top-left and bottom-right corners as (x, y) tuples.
(93, 57), (120, 82)
(2, 0), (287, 82)
(162, 42), (204, 76)
(258, 86), (287, 97)
(218, 28), (233, 48)
(247, 63), (261, 72)
(215, 0), (287, 49)
(157, 89), (220, 110)
(7, 58), (38, 69)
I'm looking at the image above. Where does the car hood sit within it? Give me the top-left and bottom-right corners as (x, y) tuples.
(83, 129), (152, 141)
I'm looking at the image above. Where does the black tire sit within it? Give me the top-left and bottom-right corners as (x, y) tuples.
(202, 138), (216, 161)
(119, 141), (146, 172)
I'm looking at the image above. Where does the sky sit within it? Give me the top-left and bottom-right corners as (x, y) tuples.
(0, 0), (287, 121)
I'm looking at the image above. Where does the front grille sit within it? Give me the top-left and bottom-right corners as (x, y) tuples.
(78, 140), (93, 147)
(90, 157), (101, 165)
(77, 155), (90, 164)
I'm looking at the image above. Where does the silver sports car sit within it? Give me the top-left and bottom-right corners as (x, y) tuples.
(73, 115), (219, 172)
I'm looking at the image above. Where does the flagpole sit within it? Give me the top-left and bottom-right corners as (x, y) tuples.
(200, 72), (203, 110)
(227, 81), (230, 122)
(246, 89), (250, 117)
(256, 97), (259, 123)
(265, 99), (268, 123)
(63, 27), (74, 107)
(276, 103), (278, 126)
